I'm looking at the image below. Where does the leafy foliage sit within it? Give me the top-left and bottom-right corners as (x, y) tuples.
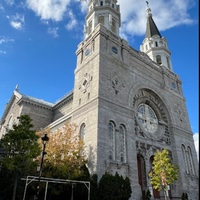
(181, 192), (188, 200)
(0, 115), (41, 200)
(149, 149), (179, 192)
(0, 118), (132, 199)
(0, 115), (40, 175)
(37, 122), (87, 180)
(35, 123), (88, 199)
(142, 189), (151, 200)
(98, 172), (132, 200)
(90, 174), (99, 200)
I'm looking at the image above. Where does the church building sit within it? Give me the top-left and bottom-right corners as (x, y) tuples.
(0, 1), (198, 199)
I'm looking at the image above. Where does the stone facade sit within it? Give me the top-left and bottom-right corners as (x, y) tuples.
(70, 24), (199, 199)
(0, 90), (54, 136)
(0, 1), (198, 200)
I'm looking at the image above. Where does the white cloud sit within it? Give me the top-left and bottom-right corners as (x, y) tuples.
(0, 37), (14, 44)
(0, 4), (4, 11)
(0, 50), (7, 54)
(118, 0), (195, 38)
(76, 0), (195, 38)
(0, 37), (14, 56)
(7, 13), (25, 30)
(25, 0), (196, 36)
(193, 133), (199, 161)
(78, 0), (88, 13)
(10, 21), (22, 29)
(26, 0), (71, 21)
(48, 27), (59, 38)
(5, 0), (14, 6)
(65, 9), (77, 30)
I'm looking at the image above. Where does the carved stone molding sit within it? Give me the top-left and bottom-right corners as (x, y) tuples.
(79, 73), (93, 93)
(108, 72), (125, 94)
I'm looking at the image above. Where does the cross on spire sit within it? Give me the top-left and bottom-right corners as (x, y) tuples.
(146, 1), (149, 7)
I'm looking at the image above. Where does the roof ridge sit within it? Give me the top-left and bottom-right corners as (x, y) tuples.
(21, 94), (54, 107)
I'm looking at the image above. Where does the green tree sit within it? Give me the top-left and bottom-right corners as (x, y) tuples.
(38, 122), (87, 179)
(98, 172), (132, 200)
(181, 192), (188, 200)
(36, 123), (88, 199)
(90, 174), (98, 200)
(142, 189), (151, 200)
(149, 149), (179, 200)
(0, 115), (40, 200)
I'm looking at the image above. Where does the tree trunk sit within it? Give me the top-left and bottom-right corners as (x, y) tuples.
(12, 175), (18, 200)
(164, 190), (169, 200)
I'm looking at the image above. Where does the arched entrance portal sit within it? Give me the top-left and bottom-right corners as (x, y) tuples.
(137, 154), (147, 192)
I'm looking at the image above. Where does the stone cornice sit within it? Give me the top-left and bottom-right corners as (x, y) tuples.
(0, 90), (53, 125)
(18, 99), (53, 111)
(53, 91), (73, 110)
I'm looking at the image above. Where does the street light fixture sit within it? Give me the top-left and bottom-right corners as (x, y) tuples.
(35, 133), (49, 200)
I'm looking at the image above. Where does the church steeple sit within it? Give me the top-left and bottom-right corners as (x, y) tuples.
(84, 0), (121, 38)
(140, 1), (173, 71)
(145, 1), (161, 38)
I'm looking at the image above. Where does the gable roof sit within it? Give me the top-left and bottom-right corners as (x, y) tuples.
(0, 89), (53, 125)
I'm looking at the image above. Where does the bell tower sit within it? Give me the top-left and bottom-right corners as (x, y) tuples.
(84, 0), (121, 38)
(140, 2), (173, 70)
(72, 1), (199, 200)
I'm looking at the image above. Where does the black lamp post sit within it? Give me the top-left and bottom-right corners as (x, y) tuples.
(35, 133), (49, 200)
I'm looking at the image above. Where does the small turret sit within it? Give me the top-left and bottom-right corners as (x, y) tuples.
(84, 0), (121, 38)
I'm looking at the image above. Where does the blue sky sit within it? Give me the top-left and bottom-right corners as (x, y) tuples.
(0, 0), (199, 156)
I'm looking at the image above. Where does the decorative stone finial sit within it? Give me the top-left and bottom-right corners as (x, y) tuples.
(146, 1), (149, 7)
(15, 84), (19, 91)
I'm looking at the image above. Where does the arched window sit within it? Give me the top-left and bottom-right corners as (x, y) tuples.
(88, 20), (93, 34)
(119, 125), (126, 163)
(149, 43), (151, 48)
(80, 123), (86, 140)
(156, 55), (162, 65)
(182, 144), (189, 174)
(166, 57), (170, 69)
(108, 121), (115, 161)
(137, 154), (147, 192)
(111, 19), (116, 33)
(1, 127), (6, 138)
(8, 116), (13, 129)
(155, 41), (158, 47)
(98, 16), (104, 25)
(187, 146), (195, 175)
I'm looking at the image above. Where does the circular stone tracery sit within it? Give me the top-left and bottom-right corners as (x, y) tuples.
(137, 103), (158, 134)
(133, 89), (168, 141)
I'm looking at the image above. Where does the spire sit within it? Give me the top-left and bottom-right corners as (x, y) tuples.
(140, 2), (173, 71)
(145, 1), (161, 38)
